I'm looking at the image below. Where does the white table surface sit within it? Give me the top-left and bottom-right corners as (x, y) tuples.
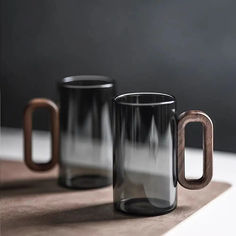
(1, 127), (236, 236)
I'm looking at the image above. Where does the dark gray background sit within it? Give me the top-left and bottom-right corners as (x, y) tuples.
(1, 0), (236, 152)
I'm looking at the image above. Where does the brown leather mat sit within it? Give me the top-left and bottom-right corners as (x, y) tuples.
(0, 160), (231, 236)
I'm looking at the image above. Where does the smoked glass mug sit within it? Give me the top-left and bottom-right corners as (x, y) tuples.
(24, 75), (115, 189)
(113, 92), (213, 216)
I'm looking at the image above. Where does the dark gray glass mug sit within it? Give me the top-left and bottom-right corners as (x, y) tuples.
(113, 92), (213, 216)
(24, 75), (115, 189)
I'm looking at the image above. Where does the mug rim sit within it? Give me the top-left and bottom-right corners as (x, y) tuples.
(59, 75), (114, 89)
(114, 92), (176, 106)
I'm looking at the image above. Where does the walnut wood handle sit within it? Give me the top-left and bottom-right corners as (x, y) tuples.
(178, 110), (213, 189)
(24, 98), (59, 171)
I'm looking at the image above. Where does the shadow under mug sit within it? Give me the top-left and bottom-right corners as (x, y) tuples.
(113, 92), (213, 216)
(24, 75), (115, 189)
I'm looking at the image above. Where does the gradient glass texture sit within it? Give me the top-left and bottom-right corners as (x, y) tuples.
(113, 92), (177, 215)
(58, 75), (115, 189)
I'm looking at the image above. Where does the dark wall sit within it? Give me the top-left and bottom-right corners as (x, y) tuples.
(1, 0), (236, 152)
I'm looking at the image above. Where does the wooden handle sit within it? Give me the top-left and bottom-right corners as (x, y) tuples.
(24, 98), (59, 171)
(178, 110), (213, 189)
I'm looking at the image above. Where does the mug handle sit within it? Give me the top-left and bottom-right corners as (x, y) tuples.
(178, 110), (213, 189)
(24, 98), (59, 171)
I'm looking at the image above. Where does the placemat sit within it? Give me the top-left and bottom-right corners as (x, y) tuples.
(0, 160), (231, 236)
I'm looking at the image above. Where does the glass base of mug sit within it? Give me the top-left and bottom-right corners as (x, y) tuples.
(114, 198), (176, 216)
(58, 165), (112, 189)
(58, 175), (111, 189)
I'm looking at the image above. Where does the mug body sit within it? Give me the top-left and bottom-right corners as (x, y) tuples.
(58, 75), (115, 189)
(113, 92), (177, 215)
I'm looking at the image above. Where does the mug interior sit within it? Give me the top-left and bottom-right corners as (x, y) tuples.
(114, 92), (175, 106)
(60, 75), (114, 88)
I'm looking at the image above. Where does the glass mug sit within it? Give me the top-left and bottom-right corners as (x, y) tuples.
(113, 92), (213, 216)
(24, 75), (116, 189)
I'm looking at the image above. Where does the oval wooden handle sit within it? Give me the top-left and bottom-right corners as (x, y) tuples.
(24, 98), (59, 171)
(178, 110), (213, 189)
